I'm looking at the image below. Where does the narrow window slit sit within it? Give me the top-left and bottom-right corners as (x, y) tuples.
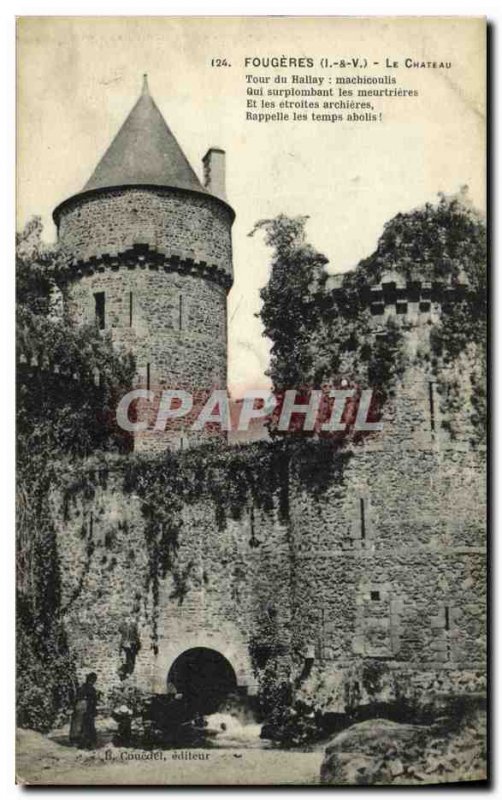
(429, 381), (436, 433)
(444, 604), (451, 660)
(94, 292), (105, 330)
(360, 498), (366, 540)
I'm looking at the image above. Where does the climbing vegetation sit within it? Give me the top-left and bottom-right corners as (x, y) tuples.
(122, 441), (294, 647)
(255, 192), (486, 441)
(17, 218), (135, 731)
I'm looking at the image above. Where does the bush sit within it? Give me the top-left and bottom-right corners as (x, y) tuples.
(16, 218), (135, 732)
(108, 683), (149, 717)
(17, 612), (77, 732)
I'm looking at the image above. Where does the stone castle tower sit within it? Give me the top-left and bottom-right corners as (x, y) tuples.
(53, 76), (235, 452)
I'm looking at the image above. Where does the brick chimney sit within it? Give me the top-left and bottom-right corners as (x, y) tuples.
(202, 148), (227, 201)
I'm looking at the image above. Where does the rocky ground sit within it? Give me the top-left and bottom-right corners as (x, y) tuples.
(320, 708), (487, 786)
(16, 703), (487, 786)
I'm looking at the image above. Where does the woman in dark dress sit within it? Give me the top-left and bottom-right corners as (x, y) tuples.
(70, 672), (98, 748)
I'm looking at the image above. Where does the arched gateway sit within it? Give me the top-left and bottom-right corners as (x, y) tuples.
(152, 628), (256, 697)
(168, 647), (238, 714)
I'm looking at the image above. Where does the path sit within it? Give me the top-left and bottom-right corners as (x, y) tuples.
(16, 729), (324, 786)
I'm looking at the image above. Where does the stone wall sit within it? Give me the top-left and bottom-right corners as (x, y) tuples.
(53, 458), (292, 699)
(52, 432), (486, 712)
(287, 444), (486, 710)
(56, 187), (234, 277)
(65, 267), (228, 452)
(58, 186), (234, 452)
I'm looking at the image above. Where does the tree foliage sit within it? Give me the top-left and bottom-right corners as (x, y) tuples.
(17, 217), (135, 460)
(253, 214), (406, 411)
(250, 215), (329, 390)
(354, 188), (486, 288)
(255, 192), (486, 440)
(16, 218), (135, 730)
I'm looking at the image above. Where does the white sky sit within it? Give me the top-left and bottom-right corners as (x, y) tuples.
(17, 16), (485, 396)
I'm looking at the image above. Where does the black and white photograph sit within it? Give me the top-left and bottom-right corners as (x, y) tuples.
(14, 14), (487, 786)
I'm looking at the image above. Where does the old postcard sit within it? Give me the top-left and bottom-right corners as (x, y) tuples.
(16, 16), (487, 785)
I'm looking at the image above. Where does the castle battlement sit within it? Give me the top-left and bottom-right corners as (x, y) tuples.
(63, 243), (232, 291)
(18, 352), (102, 386)
(328, 268), (471, 322)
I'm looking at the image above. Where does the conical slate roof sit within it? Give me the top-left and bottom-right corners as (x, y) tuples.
(83, 76), (205, 194)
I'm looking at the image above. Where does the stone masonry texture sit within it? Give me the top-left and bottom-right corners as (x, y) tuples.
(58, 186), (233, 451)
(52, 432), (486, 712)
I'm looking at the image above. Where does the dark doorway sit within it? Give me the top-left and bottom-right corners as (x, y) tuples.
(167, 648), (238, 715)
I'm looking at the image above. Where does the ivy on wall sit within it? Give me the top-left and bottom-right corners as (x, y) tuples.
(53, 436), (352, 660)
(358, 189), (486, 442)
(122, 440), (295, 647)
(17, 468), (77, 731)
(17, 218), (136, 730)
(255, 192), (486, 441)
(430, 296), (486, 442)
(252, 214), (407, 416)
